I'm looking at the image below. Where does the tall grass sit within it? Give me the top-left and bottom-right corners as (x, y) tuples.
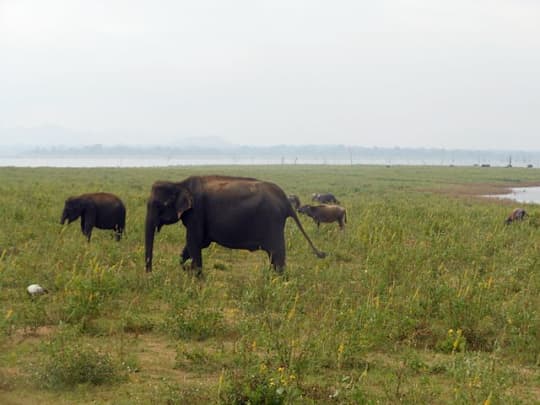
(0, 165), (538, 403)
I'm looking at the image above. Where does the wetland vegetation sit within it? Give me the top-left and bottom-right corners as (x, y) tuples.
(0, 165), (539, 403)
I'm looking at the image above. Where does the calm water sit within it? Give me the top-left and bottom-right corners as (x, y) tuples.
(1, 156), (539, 168)
(0, 156), (464, 167)
(487, 187), (540, 204)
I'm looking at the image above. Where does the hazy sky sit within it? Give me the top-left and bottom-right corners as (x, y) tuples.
(1, 0), (539, 148)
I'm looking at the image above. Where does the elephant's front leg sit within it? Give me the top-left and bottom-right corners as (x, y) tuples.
(84, 226), (93, 242)
(82, 215), (95, 242)
(179, 245), (191, 267)
(186, 247), (203, 278)
(80, 217), (92, 242)
(185, 230), (204, 277)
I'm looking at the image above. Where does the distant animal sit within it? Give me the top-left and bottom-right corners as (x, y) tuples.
(61, 192), (126, 241)
(505, 208), (528, 224)
(144, 175), (326, 275)
(311, 193), (340, 204)
(287, 195), (301, 210)
(27, 284), (48, 297)
(298, 204), (347, 230)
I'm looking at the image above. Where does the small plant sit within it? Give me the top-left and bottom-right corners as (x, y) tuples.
(34, 331), (123, 389)
(163, 288), (225, 341)
(213, 261), (230, 271)
(167, 305), (224, 341)
(220, 363), (300, 405)
(21, 298), (49, 333)
(1, 308), (15, 338)
(174, 342), (229, 373)
(60, 261), (121, 329)
(122, 312), (154, 335)
(436, 328), (467, 354)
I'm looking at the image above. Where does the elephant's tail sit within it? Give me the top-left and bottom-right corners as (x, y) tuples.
(288, 208), (326, 259)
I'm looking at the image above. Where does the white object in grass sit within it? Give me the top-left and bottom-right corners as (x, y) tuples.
(27, 284), (48, 296)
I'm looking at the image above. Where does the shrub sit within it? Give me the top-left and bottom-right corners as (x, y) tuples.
(34, 333), (122, 389)
(220, 363), (300, 405)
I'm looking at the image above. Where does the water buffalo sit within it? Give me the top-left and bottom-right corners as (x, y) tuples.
(287, 195), (301, 210)
(505, 208), (527, 224)
(298, 204), (347, 230)
(312, 193), (340, 204)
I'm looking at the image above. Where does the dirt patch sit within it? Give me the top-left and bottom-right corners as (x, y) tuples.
(131, 334), (221, 385)
(13, 325), (56, 344)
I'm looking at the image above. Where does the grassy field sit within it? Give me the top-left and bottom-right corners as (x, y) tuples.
(0, 165), (539, 404)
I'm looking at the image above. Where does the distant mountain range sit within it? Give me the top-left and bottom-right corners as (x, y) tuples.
(1, 126), (540, 167)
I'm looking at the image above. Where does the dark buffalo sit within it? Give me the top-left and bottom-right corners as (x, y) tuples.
(312, 192), (340, 204)
(505, 208), (527, 224)
(287, 195), (301, 210)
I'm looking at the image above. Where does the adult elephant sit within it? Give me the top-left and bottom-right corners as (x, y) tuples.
(61, 192), (126, 241)
(144, 175), (326, 274)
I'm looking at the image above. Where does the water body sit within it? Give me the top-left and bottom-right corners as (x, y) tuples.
(487, 187), (540, 204)
(0, 156), (467, 167)
(0, 156), (538, 168)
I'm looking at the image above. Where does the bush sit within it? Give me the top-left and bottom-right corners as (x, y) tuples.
(35, 334), (122, 389)
(220, 363), (300, 405)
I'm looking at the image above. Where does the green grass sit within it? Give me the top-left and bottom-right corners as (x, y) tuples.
(0, 165), (539, 404)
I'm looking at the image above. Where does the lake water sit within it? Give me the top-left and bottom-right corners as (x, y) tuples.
(0, 156), (465, 167)
(487, 187), (540, 204)
(1, 156), (539, 168)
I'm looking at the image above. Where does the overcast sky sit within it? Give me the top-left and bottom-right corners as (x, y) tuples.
(1, 0), (539, 149)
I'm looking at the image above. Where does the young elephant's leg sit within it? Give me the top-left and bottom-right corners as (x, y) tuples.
(84, 227), (93, 242)
(82, 213), (95, 242)
(80, 217), (92, 242)
(114, 224), (123, 241)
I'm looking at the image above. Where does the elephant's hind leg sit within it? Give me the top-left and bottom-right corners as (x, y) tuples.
(114, 225), (123, 241)
(266, 237), (286, 274)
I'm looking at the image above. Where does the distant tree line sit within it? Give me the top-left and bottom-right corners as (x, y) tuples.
(22, 144), (540, 166)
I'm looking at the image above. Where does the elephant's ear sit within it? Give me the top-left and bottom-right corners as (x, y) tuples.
(71, 198), (84, 215)
(175, 190), (193, 219)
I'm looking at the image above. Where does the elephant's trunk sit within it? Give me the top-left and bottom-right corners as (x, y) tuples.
(145, 201), (158, 272)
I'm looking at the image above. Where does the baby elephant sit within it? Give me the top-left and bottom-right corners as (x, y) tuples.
(61, 192), (126, 241)
(287, 194), (301, 210)
(298, 204), (347, 230)
(312, 192), (340, 204)
(505, 208), (527, 225)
